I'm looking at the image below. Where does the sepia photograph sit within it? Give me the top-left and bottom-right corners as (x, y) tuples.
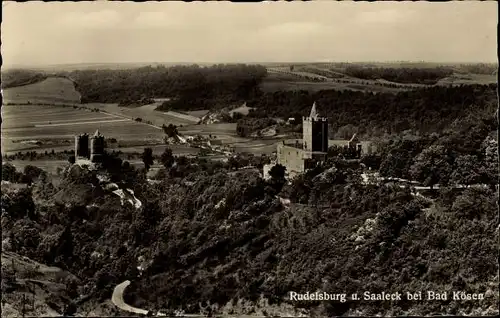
(1, 0), (498, 317)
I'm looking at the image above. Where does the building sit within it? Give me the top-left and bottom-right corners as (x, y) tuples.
(265, 102), (368, 180)
(75, 133), (90, 159)
(74, 129), (105, 163)
(275, 102), (329, 179)
(90, 130), (105, 163)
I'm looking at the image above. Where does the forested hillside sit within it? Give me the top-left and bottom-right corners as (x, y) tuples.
(65, 64), (267, 106)
(245, 84), (497, 137)
(342, 66), (453, 84)
(2, 119), (498, 316)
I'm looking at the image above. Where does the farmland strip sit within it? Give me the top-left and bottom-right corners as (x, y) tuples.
(34, 119), (130, 127)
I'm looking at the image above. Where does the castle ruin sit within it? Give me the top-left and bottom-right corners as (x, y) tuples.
(75, 133), (90, 159)
(272, 102), (365, 179)
(75, 129), (105, 163)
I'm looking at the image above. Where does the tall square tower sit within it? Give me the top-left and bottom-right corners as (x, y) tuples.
(303, 102), (328, 153)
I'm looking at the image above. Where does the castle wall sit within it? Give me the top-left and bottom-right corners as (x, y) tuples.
(328, 139), (375, 155)
(90, 137), (105, 162)
(277, 143), (305, 178)
(303, 118), (312, 152)
(75, 134), (90, 159)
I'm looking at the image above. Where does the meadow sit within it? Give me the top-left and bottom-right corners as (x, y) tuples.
(1, 79), (275, 159)
(83, 102), (200, 127)
(1, 104), (165, 154)
(2, 77), (81, 104)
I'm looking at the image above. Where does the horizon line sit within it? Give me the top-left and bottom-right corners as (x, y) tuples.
(4, 60), (499, 69)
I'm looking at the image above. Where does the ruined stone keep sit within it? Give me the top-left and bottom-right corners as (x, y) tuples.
(90, 129), (105, 163)
(75, 133), (90, 159)
(74, 129), (105, 163)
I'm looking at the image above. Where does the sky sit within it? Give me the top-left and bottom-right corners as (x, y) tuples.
(2, 1), (498, 66)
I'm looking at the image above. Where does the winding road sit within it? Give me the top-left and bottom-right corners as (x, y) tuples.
(111, 280), (149, 316)
(111, 280), (203, 317)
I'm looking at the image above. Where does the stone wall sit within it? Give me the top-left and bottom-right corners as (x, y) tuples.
(277, 143), (305, 178)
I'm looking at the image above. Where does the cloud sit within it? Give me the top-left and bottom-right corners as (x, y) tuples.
(57, 10), (122, 29)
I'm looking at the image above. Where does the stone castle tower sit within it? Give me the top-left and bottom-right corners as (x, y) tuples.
(90, 129), (105, 163)
(75, 133), (90, 159)
(302, 102), (328, 153)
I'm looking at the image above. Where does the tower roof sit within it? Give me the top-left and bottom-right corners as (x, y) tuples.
(310, 102), (319, 119)
(93, 129), (102, 137)
(349, 133), (359, 143)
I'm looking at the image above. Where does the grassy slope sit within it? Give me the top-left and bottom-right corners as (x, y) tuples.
(2, 77), (81, 104)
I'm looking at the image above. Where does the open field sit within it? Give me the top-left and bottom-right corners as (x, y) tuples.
(1, 104), (165, 154)
(2, 77), (81, 104)
(84, 102), (197, 127)
(179, 123), (281, 154)
(179, 123), (243, 143)
(186, 109), (210, 117)
(436, 73), (498, 85)
(262, 64), (497, 92)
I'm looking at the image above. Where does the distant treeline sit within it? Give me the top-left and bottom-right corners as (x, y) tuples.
(245, 84), (497, 136)
(1, 69), (48, 89)
(236, 118), (278, 137)
(63, 64), (267, 106)
(342, 66), (453, 84)
(454, 63), (498, 75)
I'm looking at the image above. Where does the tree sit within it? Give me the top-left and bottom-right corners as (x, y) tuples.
(450, 155), (481, 186)
(162, 124), (178, 138)
(336, 124), (358, 140)
(479, 136), (499, 189)
(2, 163), (18, 182)
(142, 148), (154, 171)
(410, 145), (452, 189)
(228, 156), (241, 171)
(2, 188), (36, 219)
(451, 187), (497, 220)
(160, 148), (175, 169)
(268, 164), (286, 183)
(23, 165), (44, 182)
(68, 155), (76, 165)
(360, 154), (382, 171)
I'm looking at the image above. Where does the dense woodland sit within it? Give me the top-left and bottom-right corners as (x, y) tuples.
(2, 125), (498, 315)
(245, 84), (498, 137)
(64, 64), (267, 107)
(342, 66), (453, 84)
